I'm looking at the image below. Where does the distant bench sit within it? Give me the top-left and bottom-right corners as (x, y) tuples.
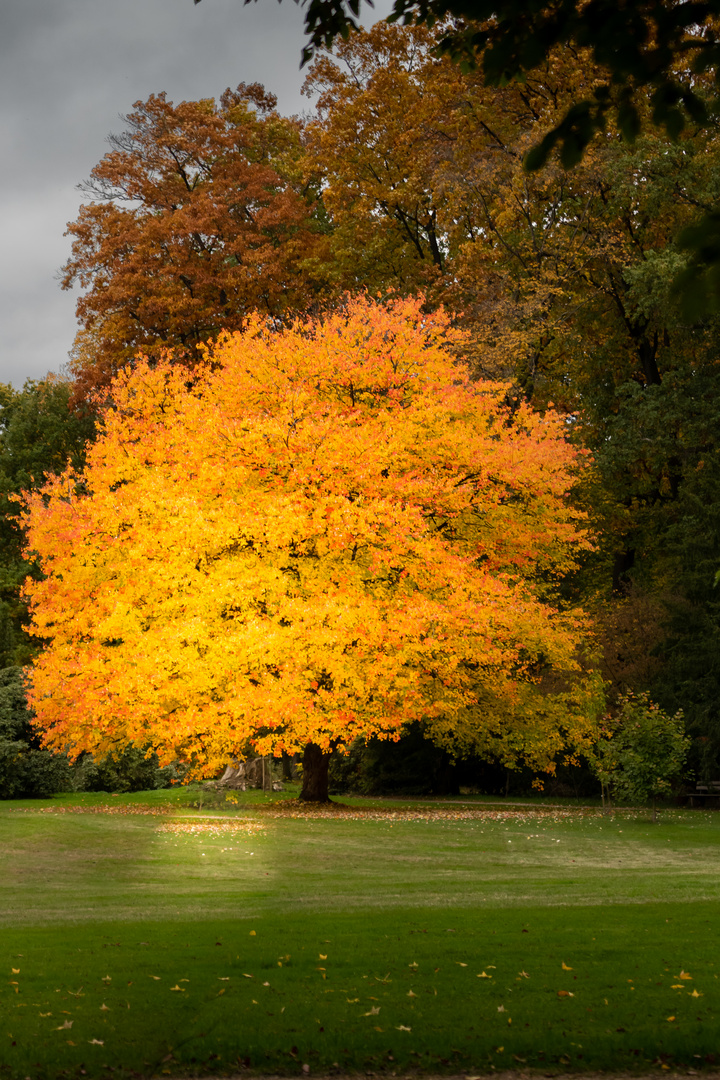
(689, 781), (720, 807)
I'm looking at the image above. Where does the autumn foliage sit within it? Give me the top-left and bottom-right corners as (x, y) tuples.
(62, 84), (326, 404)
(23, 298), (600, 789)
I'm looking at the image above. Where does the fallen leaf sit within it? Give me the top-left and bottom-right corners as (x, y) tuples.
(363, 1006), (381, 1016)
(11, 968), (19, 975)
(396, 1025), (412, 1031)
(557, 990), (574, 997)
(249, 931), (256, 936)
(100, 1004), (109, 1011)
(169, 985), (185, 992)
(101, 976), (111, 983)
(518, 971), (530, 978)
(55, 1020), (73, 1030)
(667, 1015), (676, 1021)
(679, 971), (692, 980)
(39, 1012), (52, 1017)
(89, 1039), (104, 1046)
(347, 998), (359, 1003)
(477, 971), (491, 978)
(407, 990), (416, 997)
(456, 962), (467, 967)
(149, 976), (161, 981)
(671, 984), (684, 989)
(243, 974), (253, 979)
(497, 1005), (505, 1012)
(562, 962), (573, 971)
(217, 988), (225, 996)
(218, 977), (230, 981)
(319, 954), (327, 960)
(689, 989), (703, 998)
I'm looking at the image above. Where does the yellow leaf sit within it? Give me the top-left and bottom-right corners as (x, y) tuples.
(169, 985), (185, 992)
(667, 1016), (675, 1021)
(149, 976), (161, 980)
(249, 930), (256, 936)
(456, 962), (467, 967)
(689, 989), (702, 998)
(347, 998), (359, 1003)
(518, 970), (530, 978)
(55, 1020), (73, 1030)
(319, 953), (327, 960)
(363, 1006), (381, 1016)
(562, 962), (573, 971)
(11, 968), (19, 975)
(679, 970), (692, 979)
(477, 971), (491, 978)
(671, 984), (684, 989)
(100, 1004), (109, 1011)
(407, 990), (416, 997)
(89, 1039), (104, 1045)
(396, 1025), (412, 1031)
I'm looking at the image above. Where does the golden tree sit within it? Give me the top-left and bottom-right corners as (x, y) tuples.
(23, 297), (601, 800)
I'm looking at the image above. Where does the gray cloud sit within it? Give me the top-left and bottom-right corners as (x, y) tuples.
(0, 0), (385, 388)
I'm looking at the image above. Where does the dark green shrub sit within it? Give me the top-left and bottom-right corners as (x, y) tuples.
(0, 666), (71, 798)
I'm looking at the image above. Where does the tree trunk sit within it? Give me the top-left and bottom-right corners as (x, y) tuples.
(299, 742), (331, 802)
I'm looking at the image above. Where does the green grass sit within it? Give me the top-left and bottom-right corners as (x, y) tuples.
(1, 791), (719, 1077)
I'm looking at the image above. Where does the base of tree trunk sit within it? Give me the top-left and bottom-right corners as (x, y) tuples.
(299, 742), (331, 802)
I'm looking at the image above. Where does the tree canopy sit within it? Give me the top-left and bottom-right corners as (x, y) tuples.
(62, 84), (329, 404)
(22, 297), (600, 799)
(210, 0), (720, 161)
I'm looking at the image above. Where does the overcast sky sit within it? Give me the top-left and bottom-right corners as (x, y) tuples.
(0, 0), (386, 389)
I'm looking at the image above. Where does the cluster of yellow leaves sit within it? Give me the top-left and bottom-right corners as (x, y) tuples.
(23, 296), (600, 776)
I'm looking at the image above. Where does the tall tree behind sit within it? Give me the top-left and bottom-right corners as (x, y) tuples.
(304, 23), (720, 773)
(62, 83), (330, 404)
(0, 377), (95, 664)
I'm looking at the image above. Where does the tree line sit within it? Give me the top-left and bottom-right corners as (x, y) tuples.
(4, 19), (720, 798)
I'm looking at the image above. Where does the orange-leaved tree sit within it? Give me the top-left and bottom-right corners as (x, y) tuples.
(22, 297), (601, 800)
(62, 83), (328, 406)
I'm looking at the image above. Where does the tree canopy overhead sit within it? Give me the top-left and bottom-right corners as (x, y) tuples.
(23, 297), (600, 800)
(204, 0), (720, 163)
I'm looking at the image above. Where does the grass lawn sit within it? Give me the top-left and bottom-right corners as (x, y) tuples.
(1, 789), (719, 1078)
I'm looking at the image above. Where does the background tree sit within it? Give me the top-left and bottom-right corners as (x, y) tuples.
(62, 83), (330, 404)
(304, 23), (720, 777)
(22, 297), (600, 801)
(0, 377), (95, 666)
